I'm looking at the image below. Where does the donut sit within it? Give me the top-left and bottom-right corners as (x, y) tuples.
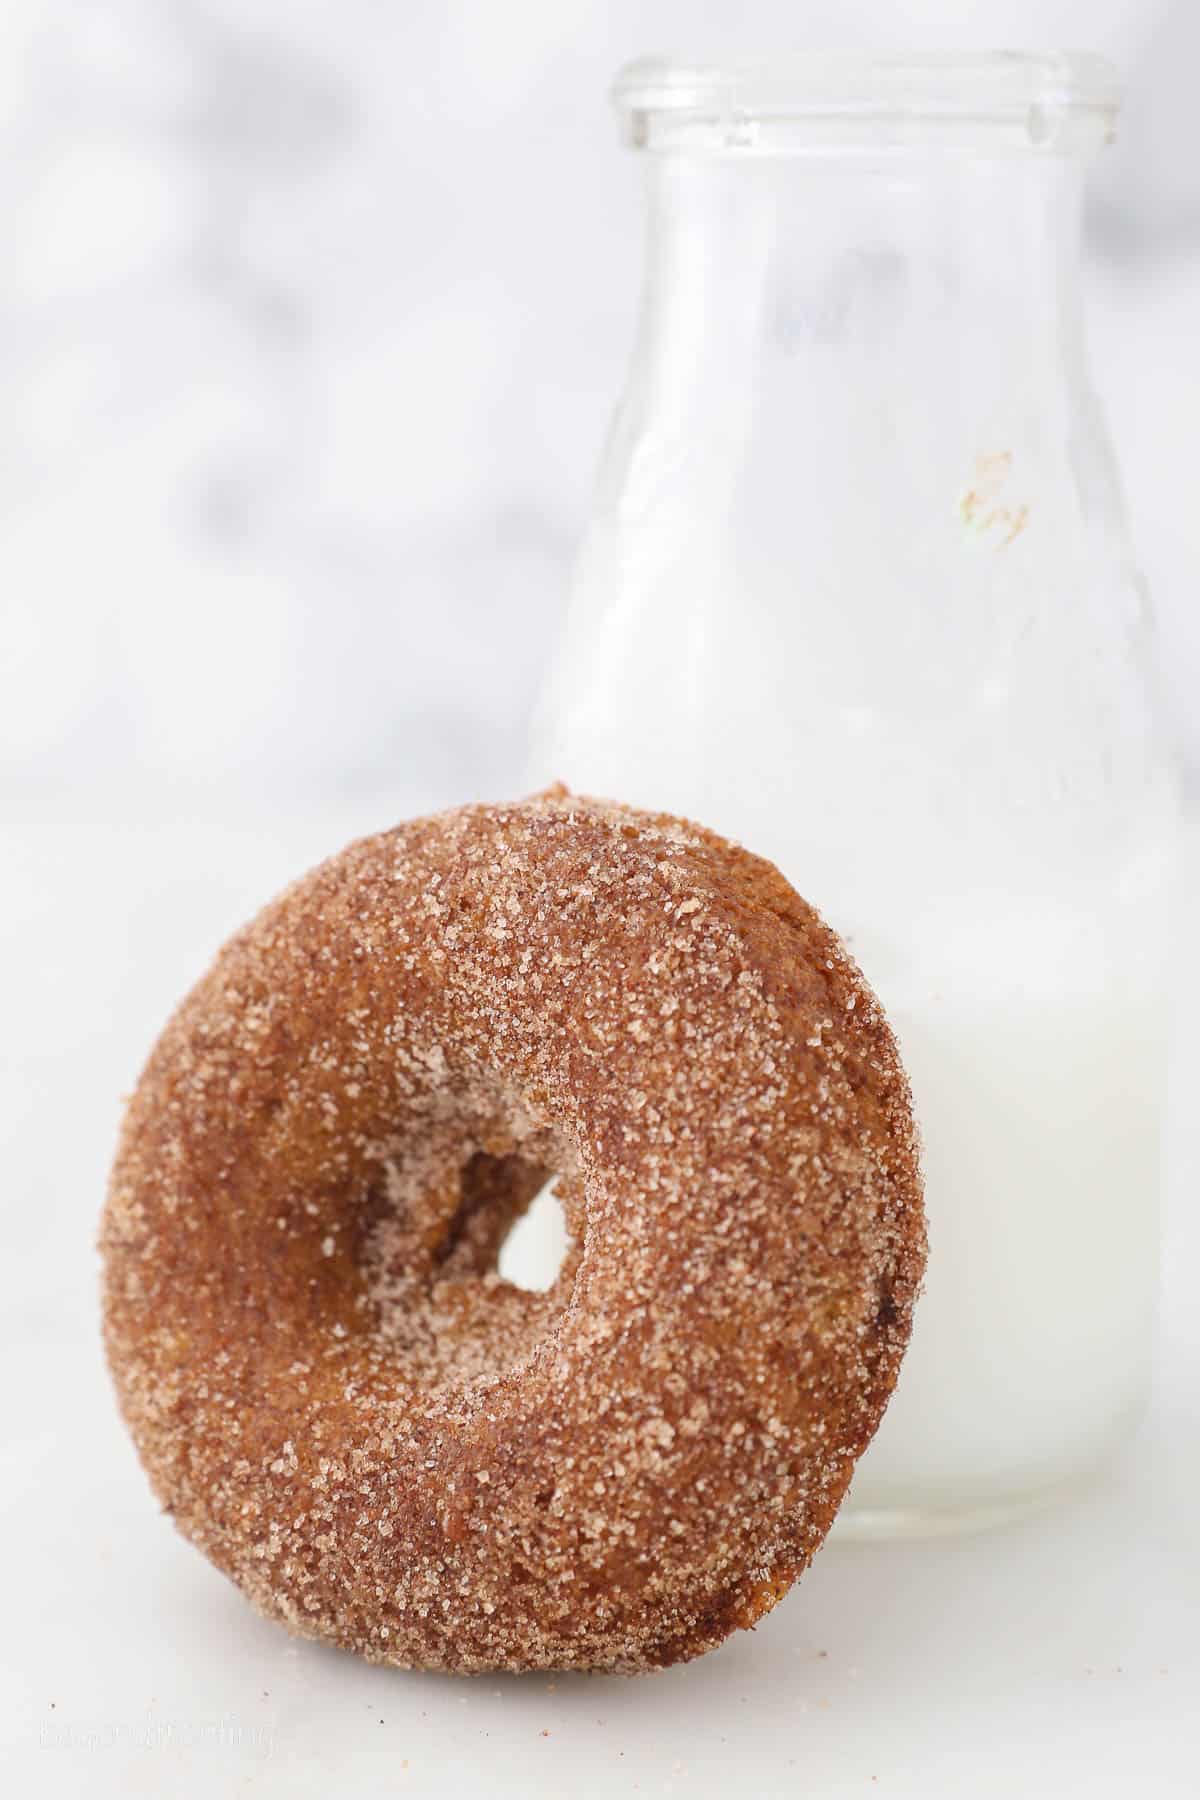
(101, 790), (924, 1674)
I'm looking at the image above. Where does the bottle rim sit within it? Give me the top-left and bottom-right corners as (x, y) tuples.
(612, 51), (1120, 154)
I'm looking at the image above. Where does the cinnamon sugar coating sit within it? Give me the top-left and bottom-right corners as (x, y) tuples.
(101, 791), (925, 1673)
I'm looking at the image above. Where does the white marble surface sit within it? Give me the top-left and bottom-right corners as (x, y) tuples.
(4, 2), (1200, 1793)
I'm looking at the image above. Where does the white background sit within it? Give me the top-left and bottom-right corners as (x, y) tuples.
(3, 0), (1199, 816)
(3, 1), (1198, 1794)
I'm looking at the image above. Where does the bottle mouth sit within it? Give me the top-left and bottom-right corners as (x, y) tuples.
(612, 51), (1120, 154)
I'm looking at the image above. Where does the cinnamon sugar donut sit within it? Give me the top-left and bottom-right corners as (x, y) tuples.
(101, 790), (924, 1674)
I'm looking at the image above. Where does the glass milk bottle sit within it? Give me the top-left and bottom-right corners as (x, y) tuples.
(529, 54), (1179, 1535)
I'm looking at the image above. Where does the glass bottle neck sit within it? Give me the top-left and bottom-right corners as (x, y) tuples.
(630, 150), (1089, 414)
(614, 52), (1120, 155)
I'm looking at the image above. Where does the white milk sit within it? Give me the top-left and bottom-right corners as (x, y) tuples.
(840, 884), (1169, 1528)
(528, 550), (1177, 1530)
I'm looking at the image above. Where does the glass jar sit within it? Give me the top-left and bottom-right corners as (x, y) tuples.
(528, 53), (1179, 1536)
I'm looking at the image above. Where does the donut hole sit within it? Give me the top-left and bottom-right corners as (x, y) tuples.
(357, 1107), (584, 1389)
(496, 1175), (570, 1294)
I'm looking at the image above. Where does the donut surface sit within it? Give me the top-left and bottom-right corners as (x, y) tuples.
(101, 791), (924, 1673)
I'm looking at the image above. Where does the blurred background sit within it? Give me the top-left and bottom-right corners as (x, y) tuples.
(2, 0), (1198, 832)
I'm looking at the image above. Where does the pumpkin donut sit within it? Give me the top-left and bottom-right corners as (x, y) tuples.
(101, 789), (924, 1673)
